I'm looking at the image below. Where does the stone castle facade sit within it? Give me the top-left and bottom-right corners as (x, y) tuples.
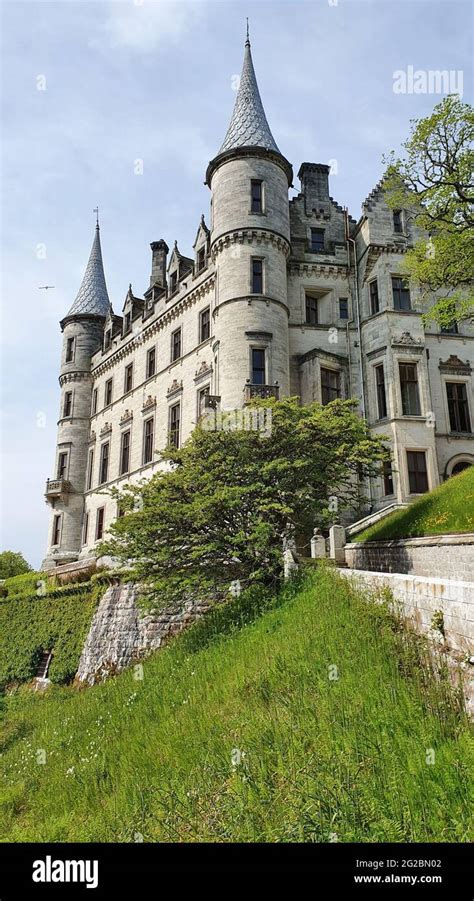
(43, 36), (474, 569)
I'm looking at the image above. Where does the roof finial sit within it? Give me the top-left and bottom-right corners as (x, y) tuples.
(93, 206), (99, 228)
(246, 17), (250, 46)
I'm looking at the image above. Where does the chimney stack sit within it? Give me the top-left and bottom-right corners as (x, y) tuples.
(150, 240), (169, 289)
(297, 163), (330, 213)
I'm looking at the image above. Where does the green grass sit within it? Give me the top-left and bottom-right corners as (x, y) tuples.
(354, 465), (474, 543)
(0, 567), (471, 843)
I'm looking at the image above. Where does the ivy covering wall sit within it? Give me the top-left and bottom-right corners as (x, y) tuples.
(0, 572), (106, 687)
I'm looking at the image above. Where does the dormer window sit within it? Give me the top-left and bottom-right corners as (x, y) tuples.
(251, 179), (263, 213)
(310, 228), (325, 252)
(169, 271), (178, 295)
(197, 247), (206, 273)
(104, 329), (112, 351)
(393, 210), (403, 234)
(123, 312), (132, 335)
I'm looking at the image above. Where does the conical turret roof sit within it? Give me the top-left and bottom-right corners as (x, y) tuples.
(218, 36), (280, 155)
(65, 224), (110, 318)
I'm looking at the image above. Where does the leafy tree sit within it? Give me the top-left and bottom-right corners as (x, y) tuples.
(99, 398), (389, 608)
(384, 95), (474, 327)
(0, 551), (31, 580)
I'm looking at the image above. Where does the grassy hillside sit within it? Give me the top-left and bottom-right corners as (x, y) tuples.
(354, 465), (474, 542)
(1, 567), (471, 843)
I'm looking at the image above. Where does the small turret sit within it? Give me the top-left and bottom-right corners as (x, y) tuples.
(42, 221), (110, 569)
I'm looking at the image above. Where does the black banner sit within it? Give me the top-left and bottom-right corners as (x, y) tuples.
(0, 842), (470, 897)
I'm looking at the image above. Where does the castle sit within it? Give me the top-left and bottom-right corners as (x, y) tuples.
(43, 35), (474, 569)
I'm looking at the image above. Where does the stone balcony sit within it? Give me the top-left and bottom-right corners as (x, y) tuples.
(45, 478), (72, 504)
(243, 382), (279, 403)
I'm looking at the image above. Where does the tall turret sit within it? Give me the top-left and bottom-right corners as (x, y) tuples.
(206, 31), (293, 410)
(42, 222), (110, 569)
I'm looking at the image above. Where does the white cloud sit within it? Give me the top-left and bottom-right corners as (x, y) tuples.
(95, 0), (205, 53)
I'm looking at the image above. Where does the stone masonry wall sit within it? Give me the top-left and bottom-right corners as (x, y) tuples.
(340, 569), (474, 660)
(76, 582), (210, 684)
(345, 534), (474, 582)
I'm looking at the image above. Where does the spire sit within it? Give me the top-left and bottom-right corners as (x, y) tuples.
(65, 222), (110, 318)
(218, 32), (280, 155)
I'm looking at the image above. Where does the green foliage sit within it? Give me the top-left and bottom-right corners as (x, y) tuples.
(0, 551), (31, 580)
(0, 567), (470, 842)
(0, 580), (100, 688)
(355, 465), (474, 542)
(384, 95), (474, 327)
(99, 397), (389, 609)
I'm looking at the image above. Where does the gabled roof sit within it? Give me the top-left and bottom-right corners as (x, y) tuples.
(65, 225), (110, 318)
(218, 36), (280, 155)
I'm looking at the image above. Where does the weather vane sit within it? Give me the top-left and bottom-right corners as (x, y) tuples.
(93, 206), (99, 227)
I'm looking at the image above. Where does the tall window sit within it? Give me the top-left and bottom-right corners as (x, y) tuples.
(91, 388), (98, 415)
(52, 514), (61, 546)
(251, 179), (263, 213)
(446, 382), (471, 433)
(197, 246), (206, 272)
(375, 364), (387, 419)
(251, 258), (263, 294)
(146, 347), (156, 379)
(63, 391), (72, 418)
(393, 210), (403, 234)
(407, 450), (428, 494)
(369, 280), (379, 315)
(120, 430), (131, 475)
(124, 363), (133, 393)
(104, 329), (112, 351)
(82, 513), (89, 546)
(57, 452), (68, 481)
(143, 418), (154, 464)
(171, 328), (181, 362)
(199, 307), (210, 343)
(305, 293), (318, 325)
(169, 271), (178, 294)
(392, 277), (411, 311)
(310, 228), (324, 252)
(399, 363), (420, 415)
(65, 337), (75, 362)
(251, 348), (266, 385)
(104, 378), (113, 407)
(99, 442), (109, 485)
(123, 312), (132, 335)
(169, 403), (181, 448)
(95, 507), (105, 541)
(383, 461), (394, 496)
(339, 298), (349, 320)
(87, 449), (94, 490)
(321, 368), (341, 405)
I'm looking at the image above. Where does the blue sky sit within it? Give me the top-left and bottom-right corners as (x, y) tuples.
(1, 0), (472, 568)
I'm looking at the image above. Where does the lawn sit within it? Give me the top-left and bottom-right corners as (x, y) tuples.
(354, 465), (474, 543)
(0, 566), (471, 843)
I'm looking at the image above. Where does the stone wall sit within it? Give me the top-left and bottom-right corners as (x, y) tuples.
(340, 568), (474, 658)
(76, 582), (210, 684)
(345, 533), (474, 582)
